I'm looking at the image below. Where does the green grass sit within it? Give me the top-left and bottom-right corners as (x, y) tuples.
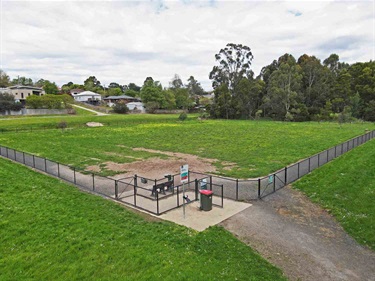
(0, 114), (373, 178)
(0, 157), (286, 280)
(293, 139), (375, 250)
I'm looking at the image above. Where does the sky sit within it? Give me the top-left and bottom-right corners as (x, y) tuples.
(1, 0), (374, 90)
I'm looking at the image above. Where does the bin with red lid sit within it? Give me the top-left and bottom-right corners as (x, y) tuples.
(199, 190), (213, 211)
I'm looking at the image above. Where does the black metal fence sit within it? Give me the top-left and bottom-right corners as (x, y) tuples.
(0, 130), (374, 215)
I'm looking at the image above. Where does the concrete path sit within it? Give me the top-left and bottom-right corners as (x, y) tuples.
(71, 104), (109, 116)
(160, 197), (251, 231)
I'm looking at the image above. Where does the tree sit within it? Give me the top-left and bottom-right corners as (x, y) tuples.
(0, 93), (23, 112)
(210, 84), (232, 119)
(209, 43), (254, 119)
(43, 81), (59, 95)
(140, 79), (164, 108)
(174, 88), (192, 109)
(186, 76), (205, 97)
(11, 76), (33, 86)
(209, 43), (254, 93)
(84, 76), (101, 92)
(127, 83), (141, 92)
(0, 69), (11, 87)
(169, 74), (183, 89)
(264, 55), (302, 120)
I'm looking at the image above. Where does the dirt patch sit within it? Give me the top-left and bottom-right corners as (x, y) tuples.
(86, 147), (238, 179)
(220, 186), (375, 281)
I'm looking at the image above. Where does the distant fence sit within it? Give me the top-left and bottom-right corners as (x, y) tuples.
(196, 130), (375, 200)
(0, 130), (374, 215)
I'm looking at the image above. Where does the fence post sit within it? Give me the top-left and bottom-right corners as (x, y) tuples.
(195, 179), (198, 201)
(326, 149), (329, 162)
(23, 152), (25, 164)
(221, 184), (224, 207)
(14, 150), (16, 161)
(156, 190), (160, 215)
(258, 178), (261, 199)
(284, 167), (287, 184)
(33, 155), (35, 168)
(273, 173), (276, 192)
(236, 179), (239, 201)
(57, 163), (60, 178)
(134, 184), (137, 206)
(134, 174), (138, 188)
(334, 145), (337, 158)
(114, 180), (118, 199)
(73, 167), (76, 184)
(318, 153), (320, 167)
(6, 147), (8, 158)
(177, 185), (180, 207)
(92, 173), (95, 191)
(297, 162), (300, 179)
(44, 158), (47, 172)
(210, 176), (213, 190)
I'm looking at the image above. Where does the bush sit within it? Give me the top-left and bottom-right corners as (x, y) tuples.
(57, 121), (68, 129)
(145, 101), (160, 113)
(112, 102), (129, 114)
(0, 93), (22, 112)
(179, 112), (188, 121)
(26, 94), (73, 109)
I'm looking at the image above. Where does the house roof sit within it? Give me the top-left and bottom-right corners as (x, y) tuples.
(103, 95), (140, 100)
(8, 85), (43, 91)
(75, 91), (101, 96)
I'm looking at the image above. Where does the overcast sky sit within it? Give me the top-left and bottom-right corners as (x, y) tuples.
(1, 0), (374, 90)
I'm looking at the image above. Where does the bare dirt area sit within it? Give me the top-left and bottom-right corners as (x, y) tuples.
(87, 147), (238, 180)
(220, 185), (375, 281)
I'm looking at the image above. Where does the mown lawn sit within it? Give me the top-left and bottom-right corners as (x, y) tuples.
(0, 114), (373, 178)
(293, 139), (375, 250)
(0, 157), (287, 280)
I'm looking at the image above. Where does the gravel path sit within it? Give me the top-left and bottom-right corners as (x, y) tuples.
(220, 185), (375, 281)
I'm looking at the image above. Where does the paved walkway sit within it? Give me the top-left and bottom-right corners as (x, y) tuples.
(220, 186), (375, 281)
(71, 104), (109, 116)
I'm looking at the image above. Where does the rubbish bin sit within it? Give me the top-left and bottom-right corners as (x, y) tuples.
(199, 190), (213, 211)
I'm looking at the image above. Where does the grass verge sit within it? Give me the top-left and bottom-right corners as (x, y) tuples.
(293, 139), (375, 250)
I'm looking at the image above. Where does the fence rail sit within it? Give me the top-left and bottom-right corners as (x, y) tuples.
(0, 130), (374, 215)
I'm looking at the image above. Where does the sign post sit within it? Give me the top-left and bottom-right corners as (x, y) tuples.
(180, 164), (189, 219)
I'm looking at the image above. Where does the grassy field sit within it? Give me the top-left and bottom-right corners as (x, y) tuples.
(0, 114), (373, 178)
(0, 157), (287, 280)
(293, 139), (375, 250)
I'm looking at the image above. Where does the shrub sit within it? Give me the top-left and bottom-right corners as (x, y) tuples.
(179, 112), (188, 121)
(57, 121), (68, 129)
(112, 102), (129, 114)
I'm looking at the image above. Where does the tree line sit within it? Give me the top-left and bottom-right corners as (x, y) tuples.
(209, 43), (375, 122)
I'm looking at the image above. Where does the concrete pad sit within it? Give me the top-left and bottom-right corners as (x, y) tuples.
(160, 198), (252, 231)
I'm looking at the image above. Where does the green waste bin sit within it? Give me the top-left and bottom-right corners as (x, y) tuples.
(199, 190), (213, 211)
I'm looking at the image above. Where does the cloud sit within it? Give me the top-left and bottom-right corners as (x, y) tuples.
(1, 0), (374, 90)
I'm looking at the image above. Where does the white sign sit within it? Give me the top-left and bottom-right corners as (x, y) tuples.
(180, 164), (189, 183)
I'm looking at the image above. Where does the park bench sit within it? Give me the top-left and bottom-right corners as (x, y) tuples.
(151, 180), (174, 196)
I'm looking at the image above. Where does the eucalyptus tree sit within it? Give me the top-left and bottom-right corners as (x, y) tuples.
(209, 43), (254, 119)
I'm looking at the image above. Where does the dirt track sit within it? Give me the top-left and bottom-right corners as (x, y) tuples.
(220, 185), (375, 281)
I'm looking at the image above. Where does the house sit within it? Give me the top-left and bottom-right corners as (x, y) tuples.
(103, 95), (141, 107)
(73, 91), (102, 104)
(3, 85), (46, 105)
(70, 88), (84, 97)
(126, 102), (145, 113)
